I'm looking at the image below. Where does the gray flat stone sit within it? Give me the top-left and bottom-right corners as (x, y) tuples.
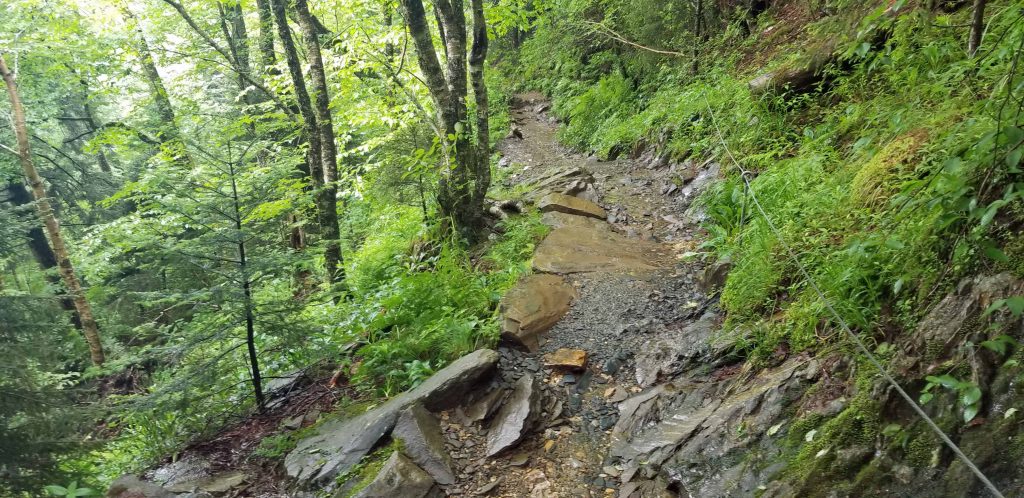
(285, 349), (499, 485)
(486, 375), (541, 456)
(393, 403), (456, 485)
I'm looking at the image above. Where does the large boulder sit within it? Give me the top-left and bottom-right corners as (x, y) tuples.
(393, 403), (456, 485)
(537, 192), (606, 220)
(349, 452), (441, 498)
(285, 349), (499, 485)
(500, 274), (576, 352)
(486, 375), (542, 456)
(533, 226), (671, 274)
(527, 167), (599, 203)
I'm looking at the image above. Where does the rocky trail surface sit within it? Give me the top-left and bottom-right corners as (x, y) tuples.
(107, 95), (821, 498)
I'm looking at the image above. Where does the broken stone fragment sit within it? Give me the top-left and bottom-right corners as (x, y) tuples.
(537, 192), (606, 220)
(543, 348), (587, 371)
(500, 274), (576, 352)
(486, 375), (541, 456)
(348, 452), (441, 498)
(393, 403), (456, 485)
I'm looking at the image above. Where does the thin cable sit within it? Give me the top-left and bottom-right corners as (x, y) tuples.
(702, 94), (1005, 498)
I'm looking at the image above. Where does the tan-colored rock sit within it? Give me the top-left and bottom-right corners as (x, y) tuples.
(500, 274), (576, 352)
(540, 211), (610, 231)
(533, 226), (671, 274)
(537, 192), (606, 220)
(543, 348), (587, 371)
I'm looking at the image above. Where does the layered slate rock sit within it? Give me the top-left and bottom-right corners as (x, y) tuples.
(609, 358), (818, 494)
(527, 167), (600, 203)
(349, 452), (441, 498)
(486, 375), (541, 456)
(500, 274), (576, 352)
(537, 192), (606, 220)
(393, 403), (456, 485)
(533, 226), (671, 274)
(285, 349), (499, 485)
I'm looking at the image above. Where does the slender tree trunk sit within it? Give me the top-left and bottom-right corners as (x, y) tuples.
(228, 157), (265, 412)
(5, 182), (82, 327)
(255, 0), (277, 71)
(1, 55), (105, 366)
(968, 0), (987, 57)
(271, 0), (342, 287)
(400, 0), (489, 236)
(294, 0), (344, 286)
(469, 0), (490, 211)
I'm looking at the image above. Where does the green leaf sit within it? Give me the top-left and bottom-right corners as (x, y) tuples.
(963, 403), (979, 423)
(884, 237), (905, 250)
(981, 339), (1007, 355)
(1005, 296), (1024, 317)
(926, 374), (959, 389)
(1005, 408), (1018, 419)
(962, 385), (982, 406)
(893, 278), (904, 295)
(983, 244), (1009, 263)
(44, 485), (68, 496)
(919, 392), (933, 404)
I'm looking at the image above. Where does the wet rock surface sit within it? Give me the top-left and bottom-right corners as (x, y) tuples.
(537, 191), (607, 220)
(499, 274), (576, 352)
(394, 403), (457, 485)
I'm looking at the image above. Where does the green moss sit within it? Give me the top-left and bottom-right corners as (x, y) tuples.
(335, 439), (404, 498)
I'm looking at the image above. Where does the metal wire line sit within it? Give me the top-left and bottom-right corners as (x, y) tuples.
(702, 93), (1005, 498)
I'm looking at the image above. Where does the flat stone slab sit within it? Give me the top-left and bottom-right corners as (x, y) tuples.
(533, 226), (672, 274)
(537, 192), (606, 220)
(285, 349), (499, 485)
(500, 274), (576, 352)
(540, 211), (610, 231)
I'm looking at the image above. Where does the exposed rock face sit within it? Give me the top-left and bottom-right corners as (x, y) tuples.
(543, 348), (587, 371)
(393, 403), (456, 485)
(533, 226), (671, 274)
(609, 358), (819, 494)
(700, 256), (732, 292)
(500, 274), (576, 352)
(106, 476), (175, 498)
(633, 312), (718, 387)
(285, 349), (499, 485)
(486, 375), (542, 456)
(166, 471), (247, 494)
(540, 211), (610, 231)
(349, 452), (441, 498)
(537, 192), (606, 220)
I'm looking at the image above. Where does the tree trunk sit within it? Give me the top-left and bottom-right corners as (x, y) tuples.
(255, 0), (277, 71)
(5, 182), (82, 328)
(399, 0), (490, 237)
(294, 0), (344, 286)
(469, 0), (490, 211)
(228, 157), (265, 412)
(968, 0), (986, 57)
(1, 54), (105, 366)
(271, 0), (342, 286)
(220, 1), (259, 106)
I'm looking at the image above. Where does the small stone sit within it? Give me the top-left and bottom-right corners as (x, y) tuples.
(508, 453), (529, 467)
(602, 466), (621, 477)
(601, 358), (622, 375)
(282, 415), (304, 431)
(561, 374), (577, 385)
(543, 348), (587, 371)
(543, 440), (555, 453)
(477, 477), (503, 495)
